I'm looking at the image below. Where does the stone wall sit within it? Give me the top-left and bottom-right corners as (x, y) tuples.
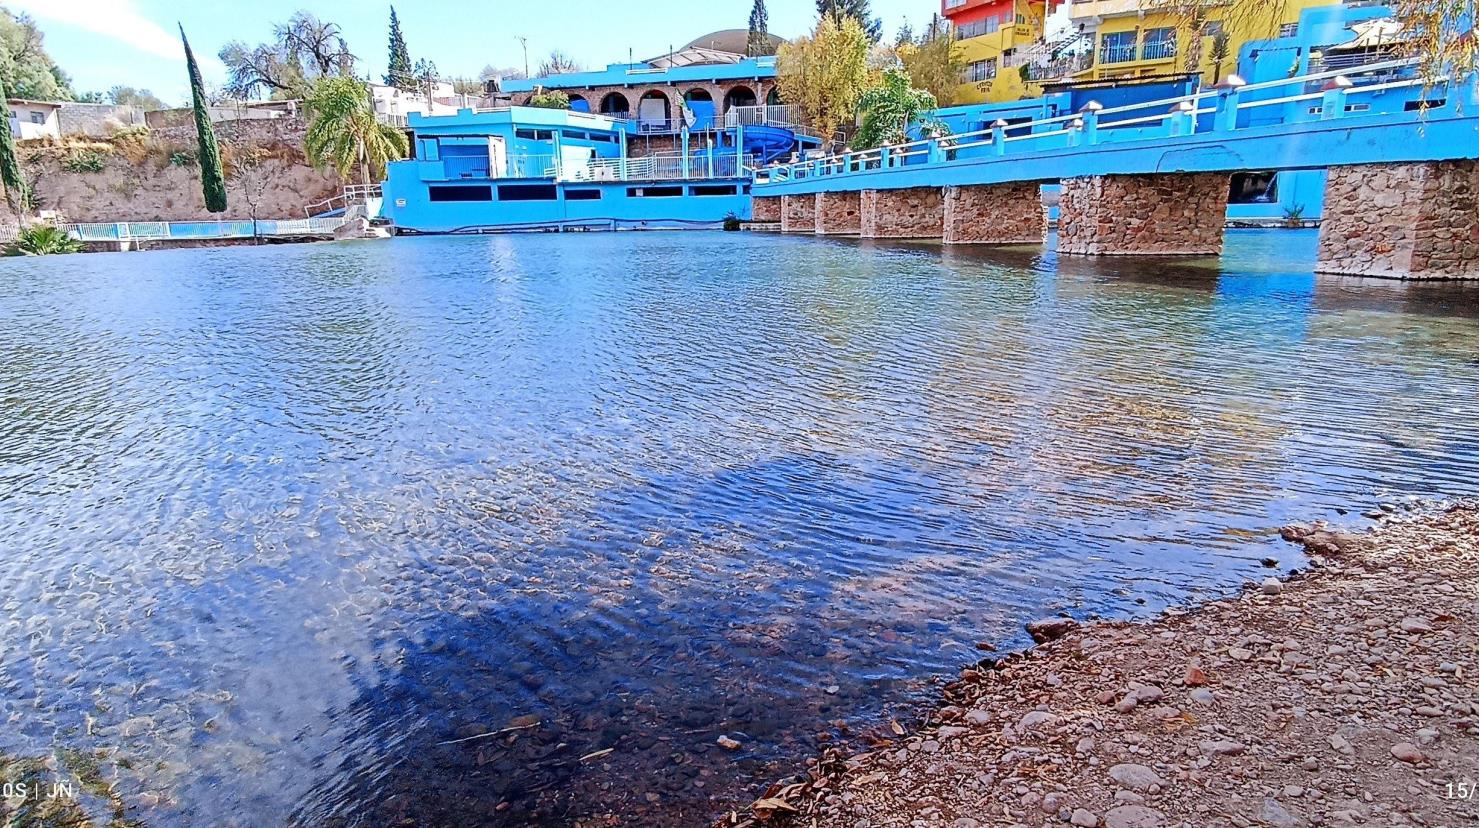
(860, 187), (943, 239)
(781, 194), (815, 232)
(152, 116), (310, 146)
(752, 196), (781, 223)
(1058, 173), (1228, 256)
(58, 103), (146, 137)
(21, 130), (340, 223)
(943, 183), (1045, 244)
(815, 191), (861, 235)
(1316, 161), (1479, 280)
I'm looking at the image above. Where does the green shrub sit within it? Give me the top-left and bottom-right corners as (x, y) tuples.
(5, 224), (84, 256)
(62, 150), (106, 173)
(528, 86), (571, 109)
(169, 150), (196, 167)
(722, 212), (742, 231)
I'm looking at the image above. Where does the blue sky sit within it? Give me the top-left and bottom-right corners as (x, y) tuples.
(12, 0), (934, 106)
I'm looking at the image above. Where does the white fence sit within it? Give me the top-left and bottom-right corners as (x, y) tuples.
(573, 153), (755, 182)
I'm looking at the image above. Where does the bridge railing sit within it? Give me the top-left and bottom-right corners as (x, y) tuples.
(757, 58), (1455, 187)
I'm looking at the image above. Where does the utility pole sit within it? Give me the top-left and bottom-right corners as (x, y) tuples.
(516, 36), (529, 77)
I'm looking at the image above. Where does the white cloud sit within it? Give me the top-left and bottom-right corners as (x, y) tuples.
(11, 0), (187, 62)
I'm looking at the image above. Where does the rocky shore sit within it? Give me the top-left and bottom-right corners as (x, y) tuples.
(725, 503), (1479, 828)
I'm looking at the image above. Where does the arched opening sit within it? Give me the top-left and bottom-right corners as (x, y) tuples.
(682, 88), (715, 129)
(766, 87), (782, 106)
(568, 94), (589, 113)
(723, 85), (757, 114)
(599, 92), (630, 117)
(637, 90), (670, 130)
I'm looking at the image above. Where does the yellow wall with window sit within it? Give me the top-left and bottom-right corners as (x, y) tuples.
(1077, 0), (1337, 83)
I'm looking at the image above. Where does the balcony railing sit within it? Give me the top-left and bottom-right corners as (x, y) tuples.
(1142, 39), (1178, 61)
(1100, 43), (1137, 64)
(571, 153), (756, 182)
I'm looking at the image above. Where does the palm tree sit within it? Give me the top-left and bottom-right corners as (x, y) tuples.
(303, 75), (407, 185)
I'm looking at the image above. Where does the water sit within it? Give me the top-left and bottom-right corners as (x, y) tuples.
(1, 230), (1477, 826)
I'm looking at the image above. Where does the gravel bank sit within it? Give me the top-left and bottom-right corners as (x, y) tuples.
(726, 504), (1479, 828)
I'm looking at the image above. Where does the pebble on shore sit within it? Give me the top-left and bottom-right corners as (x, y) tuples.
(722, 503), (1479, 828)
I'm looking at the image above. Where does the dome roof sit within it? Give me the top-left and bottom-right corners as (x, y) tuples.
(682, 29), (782, 55)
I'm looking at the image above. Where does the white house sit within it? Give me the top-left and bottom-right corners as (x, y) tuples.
(369, 82), (475, 127)
(7, 100), (62, 140)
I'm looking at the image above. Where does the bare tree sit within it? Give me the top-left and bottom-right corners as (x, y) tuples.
(219, 12), (357, 100)
(537, 51), (581, 77)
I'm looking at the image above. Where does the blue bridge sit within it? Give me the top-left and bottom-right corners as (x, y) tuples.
(752, 59), (1479, 280)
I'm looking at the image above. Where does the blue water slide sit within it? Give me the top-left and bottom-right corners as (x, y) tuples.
(742, 124), (797, 164)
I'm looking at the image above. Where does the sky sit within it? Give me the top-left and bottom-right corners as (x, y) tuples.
(10, 0), (935, 106)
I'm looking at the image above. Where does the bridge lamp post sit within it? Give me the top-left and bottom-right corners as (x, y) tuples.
(1168, 100), (1197, 137)
(1079, 100), (1104, 145)
(1320, 76), (1354, 121)
(1213, 74), (1247, 133)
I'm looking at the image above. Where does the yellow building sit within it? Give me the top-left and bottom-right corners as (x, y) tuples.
(944, 0), (1051, 103)
(1067, 0), (1337, 83)
(945, 0), (1342, 103)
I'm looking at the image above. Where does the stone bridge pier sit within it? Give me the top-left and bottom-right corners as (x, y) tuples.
(944, 183), (1046, 244)
(861, 188), (943, 239)
(815, 191), (861, 235)
(1316, 161), (1479, 280)
(781, 194), (815, 233)
(752, 196), (781, 224)
(1058, 172), (1229, 256)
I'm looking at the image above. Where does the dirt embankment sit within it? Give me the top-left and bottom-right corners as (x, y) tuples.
(727, 504), (1479, 828)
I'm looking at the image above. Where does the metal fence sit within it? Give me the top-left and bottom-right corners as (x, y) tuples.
(57, 218), (346, 244)
(574, 153), (755, 182)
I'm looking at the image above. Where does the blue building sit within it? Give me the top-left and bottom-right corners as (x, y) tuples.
(381, 105), (808, 233)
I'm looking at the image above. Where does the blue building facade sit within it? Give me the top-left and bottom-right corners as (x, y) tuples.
(381, 106), (761, 233)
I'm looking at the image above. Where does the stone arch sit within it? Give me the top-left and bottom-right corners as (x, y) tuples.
(567, 93), (590, 113)
(723, 85), (757, 113)
(766, 86), (782, 106)
(599, 91), (631, 117)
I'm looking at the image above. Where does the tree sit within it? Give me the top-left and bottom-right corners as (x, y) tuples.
(384, 6), (415, 90)
(899, 14), (962, 107)
(747, 0), (774, 58)
(413, 57), (439, 103)
(480, 64), (527, 81)
(449, 77), (484, 95)
(107, 85), (166, 110)
(0, 73), (32, 216)
(304, 75), (408, 185)
(537, 51), (581, 77)
(219, 12), (356, 100)
(181, 26), (227, 214)
(777, 14), (873, 145)
(230, 147), (273, 242)
(0, 10), (74, 101)
(817, 0), (883, 43)
(854, 68), (938, 149)
(527, 87), (570, 108)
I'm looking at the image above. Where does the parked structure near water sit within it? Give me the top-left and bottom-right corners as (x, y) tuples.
(754, 59), (1479, 280)
(378, 104), (815, 234)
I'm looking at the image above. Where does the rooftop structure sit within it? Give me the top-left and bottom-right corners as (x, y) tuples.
(6, 99), (62, 140)
(944, 0), (1052, 104)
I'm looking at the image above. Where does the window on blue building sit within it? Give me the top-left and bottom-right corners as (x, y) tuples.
(429, 185), (493, 202)
(498, 184), (559, 201)
(1100, 31), (1136, 64)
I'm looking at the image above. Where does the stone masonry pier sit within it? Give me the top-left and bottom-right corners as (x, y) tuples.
(781, 194), (816, 233)
(815, 191), (861, 235)
(1316, 161), (1479, 280)
(1058, 173), (1228, 256)
(752, 196), (781, 224)
(943, 183), (1045, 245)
(860, 188), (943, 239)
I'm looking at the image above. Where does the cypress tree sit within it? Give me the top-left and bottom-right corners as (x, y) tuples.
(816, 0), (883, 43)
(385, 6), (415, 90)
(181, 25), (227, 213)
(0, 75), (33, 216)
(746, 0), (772, 57)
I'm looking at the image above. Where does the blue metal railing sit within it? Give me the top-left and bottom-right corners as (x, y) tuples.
(755, 58), (1463, 190)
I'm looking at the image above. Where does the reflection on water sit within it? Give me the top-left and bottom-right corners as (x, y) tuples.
(1, 229), (1476, 826)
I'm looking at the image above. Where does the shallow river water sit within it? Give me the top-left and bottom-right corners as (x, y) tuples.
(1, 230), (1477, 826)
